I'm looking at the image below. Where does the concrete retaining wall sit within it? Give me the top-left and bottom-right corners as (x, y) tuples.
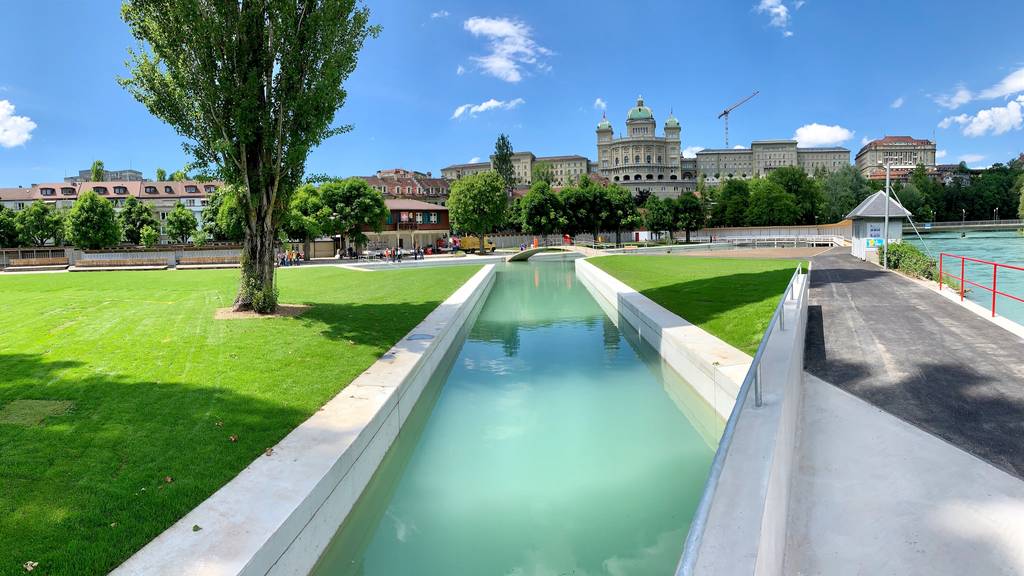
(112, 264), (496, 576)
(74, 247), (242, 266)
(575, 258), (750, 419)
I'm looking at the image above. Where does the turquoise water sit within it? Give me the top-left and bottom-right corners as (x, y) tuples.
(908, 230), (1024, 325)
(311, 259), (722, 576)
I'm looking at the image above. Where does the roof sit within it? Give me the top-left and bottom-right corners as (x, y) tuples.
(627, 96), (654, 121)
(536, 155), (590, 162)
(0, 187), (35, 201)
(597, 114), (613, 131)
(442, 161), (490, 171)
(856, 136), (935, 156)
(385, 198), (448, 211)
(846, 191), (912, 219)
(664, 114), (680, 128)
(29, 180), (219, 201)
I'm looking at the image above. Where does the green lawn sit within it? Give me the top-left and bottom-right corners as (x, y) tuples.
(0, 265), (478, 576)
(591, 256), (802, 355)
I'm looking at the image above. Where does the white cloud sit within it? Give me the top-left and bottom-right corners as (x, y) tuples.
(860, 136), (872, 146)
(462, 17), (551, 83)
(0, 100), (36, 148)
(959, 153), (985, 165)
(977, 66), (1024, 100)
(891, 96), (904, 109)
(938, 113), (969, 129)
(934, 86), (973, 110)
(756, 0), (790, 27)
(794, 0), (805, 8)
(792, 123), (854, 146)
(936, 149), (948, 159)
(682, 146), (705, 158)
(468, 156), (481, 163)
(593, 98), (607, 111)
(456, 65), (465, 75)
(939, 96), (1024, 137)
(733, 145), (746, 149)
(450, 97), (525, 119)
(783, 30), (794, 38)
(430, 10), (449, 19)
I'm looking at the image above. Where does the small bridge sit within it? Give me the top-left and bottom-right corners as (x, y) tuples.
(909, 219), (1023, 233)
(505, 245), (605, 262)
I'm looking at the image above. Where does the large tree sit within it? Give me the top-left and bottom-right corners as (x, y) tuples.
(447, 171), (507, 245)
(120, 0), (378, 312)
(768, 166), (821, 224)
(90, 160), (105, 182)
(155, 167), (167, 181)
(318, 178), (388, 250)
(492, 133), (516, 194)
(642, 195), (673, 240)
(673, 192), (704, 243)
(166, 202), (198, 244)
(715, 179), (750, 227)
(119, 195), (159, 245)
(530, 160), (553, 186)
(560, 176), (610, 240)
(605, 184), (638, 245)
(746, 179), (799, 226)
(67, 190), (123, 249)
(15, 202), (62, 246)
(519, 180), (563, 236)
(0, 206), (19, 247)
(818, 165), (872, 223)
(202, 185), (246, 242)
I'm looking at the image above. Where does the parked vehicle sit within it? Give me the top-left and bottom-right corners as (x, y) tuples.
(458, 235), (496, 254)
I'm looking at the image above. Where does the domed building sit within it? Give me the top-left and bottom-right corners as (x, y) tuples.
(596, 96), (697, 198)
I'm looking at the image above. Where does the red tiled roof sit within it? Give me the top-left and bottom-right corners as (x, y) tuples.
(25, 180), (220, 201)
(385, 198), (448, 211)
(0, 188), (35, 201)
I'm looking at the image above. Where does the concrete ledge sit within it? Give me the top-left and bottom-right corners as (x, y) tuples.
(69, 265), (169, 272)
(575, 258), (750, 419)
(2, 264), (68, 272)
(112, 264), (496, 576)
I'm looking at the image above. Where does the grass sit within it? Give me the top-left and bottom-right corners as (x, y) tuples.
(590, 256), (803, 355)
(0, 265), (479, 576)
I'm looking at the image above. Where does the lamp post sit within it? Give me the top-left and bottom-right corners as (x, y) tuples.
(962, 208), (966, 228)
(994, 207), (999, 222)
(878, 157), (895, 269)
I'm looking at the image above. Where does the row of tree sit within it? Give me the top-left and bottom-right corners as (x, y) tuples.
(0, 192), (200, 249)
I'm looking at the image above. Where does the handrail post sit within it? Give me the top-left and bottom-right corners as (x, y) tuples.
(992, 265), (998, 317)
(754, 362), (763, 407)
(938, 253), (943, 291)
(960, 257), (965, 301)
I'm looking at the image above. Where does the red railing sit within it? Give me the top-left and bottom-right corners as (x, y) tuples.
(938, 253), (1024, 317)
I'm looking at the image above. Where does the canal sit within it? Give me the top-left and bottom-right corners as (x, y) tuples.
(311, 259), (722, 576)
(908, 229), (1024, 326)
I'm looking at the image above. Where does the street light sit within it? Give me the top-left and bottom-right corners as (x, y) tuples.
(994, 207), (999, 222)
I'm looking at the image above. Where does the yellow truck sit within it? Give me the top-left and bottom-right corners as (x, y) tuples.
(458, 235), (496, 253)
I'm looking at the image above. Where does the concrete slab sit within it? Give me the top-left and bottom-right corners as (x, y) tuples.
(785, 374), (1024, 576)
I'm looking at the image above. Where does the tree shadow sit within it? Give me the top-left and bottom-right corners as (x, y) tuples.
(296, 301), (448, 351)
(0, 352), (309, 575)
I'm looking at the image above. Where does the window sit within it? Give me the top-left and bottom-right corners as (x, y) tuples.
(406, 186), (412, 195)
(17, 202), (25, 210)
(635, 155), (641, 163)
(646, 155), (652, 163)
(61, 187), (75, 195)
(114, 186), (128, 195)
(185, 199), (196, 207)
(185, 185), (199, 193)
(165, 186), (173, 194)
(386, 212), (393, 225)
(623, 175), (630, 181)
(41, 188), (55, 196)
(145, 186), (157, 194)
(415, 212), (423, 224)
(204, 185), (216, 193)
(93, 187), (107, 194)
(161, 212), (167, 220)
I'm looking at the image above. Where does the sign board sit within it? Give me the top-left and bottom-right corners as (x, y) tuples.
(868, 223), (882, 238)
(866, 238), (884, 248)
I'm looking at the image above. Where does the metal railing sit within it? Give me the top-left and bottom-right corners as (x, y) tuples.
(676, 261), (810, 575)
(938, 253), (1024, 317)
(918, 218), (1023, 229)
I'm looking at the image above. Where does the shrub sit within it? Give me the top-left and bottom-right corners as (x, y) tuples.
(140, 225), (159, 248)
(245, 275), (279, 314)
(883, 242), (935, 280)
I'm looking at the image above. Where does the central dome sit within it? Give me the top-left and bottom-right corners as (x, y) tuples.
(627, 96), (653, 121)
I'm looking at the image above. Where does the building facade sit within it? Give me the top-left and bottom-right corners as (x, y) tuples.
(855, 136), (937, 179)
(64, 168), (144, 183)
(696, 140), (849, 185)
(3, 180), (220, 243)
(596, 96), (696, 198)
(362, 198), (450, 251)
(361, 168), (449, 206)
(441, 153), (592, 187)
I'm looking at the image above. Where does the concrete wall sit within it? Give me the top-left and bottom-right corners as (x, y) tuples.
(111, 265), (496, 576)
(73, 246), (242, 266)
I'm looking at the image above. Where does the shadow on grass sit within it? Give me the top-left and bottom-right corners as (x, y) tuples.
(635, 267), (797, 329)
(0, 352), (307, 576)
(296, 301), (447, 350)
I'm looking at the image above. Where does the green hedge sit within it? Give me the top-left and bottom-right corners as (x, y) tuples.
(883, 242), (936, 280)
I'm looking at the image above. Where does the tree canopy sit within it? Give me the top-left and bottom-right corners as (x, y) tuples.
(448, 171), (507, 241)
(0, 206), (18, 248)
(746, 179), (799, 226)
(15, 202), (62, 246)
(519, 180), (563, 235)
(120, 0), (378, 311)
(642, 196), (673, 238)
(673, 193), (705, 242)
(530, 161), (553, 186)
(90, 160), (105, 182)
(492, 133), (516, 194)
(560, 176), (611, 239)
(119, 195), (158, 245)
(202, 186), (245, 242)
(318, 178), (389, 247)
(66, 191), (122, 249)
(768, 166), (821, 224)
(166, 202), (198, 244)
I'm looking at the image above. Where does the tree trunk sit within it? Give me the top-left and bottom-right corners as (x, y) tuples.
(685, 228), (691, 243)
(233, 223), (277, 311)
(303, 237), (311, 261)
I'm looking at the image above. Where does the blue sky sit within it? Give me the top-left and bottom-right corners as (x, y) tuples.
(1, 0), (1023, 187)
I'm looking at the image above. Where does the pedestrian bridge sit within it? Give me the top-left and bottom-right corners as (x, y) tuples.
(506, 247), (566, 262)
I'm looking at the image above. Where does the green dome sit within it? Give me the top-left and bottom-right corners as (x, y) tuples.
(597, 116), (613, 131)
(665, 114), (680, 128)
(627, 96), (653, 121)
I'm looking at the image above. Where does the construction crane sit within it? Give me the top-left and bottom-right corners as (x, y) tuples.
(717, 91), (759, 147)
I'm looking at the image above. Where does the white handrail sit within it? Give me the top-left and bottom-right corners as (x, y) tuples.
(676, 260), (810, 575)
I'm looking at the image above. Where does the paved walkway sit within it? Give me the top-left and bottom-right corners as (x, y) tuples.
(805, 248), (1024, 479)
(785, 374), (1024, 575)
